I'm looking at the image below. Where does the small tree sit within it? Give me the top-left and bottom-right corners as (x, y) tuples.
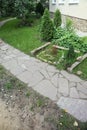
(54, 9), (62, 28)
(36, 2), (44, 16)
(40, 8), (54, 41)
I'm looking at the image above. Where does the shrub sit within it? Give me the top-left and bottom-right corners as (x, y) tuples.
(66, 18), (74, 31)
(54, 9), (62, 28)
(40, 8), (54, 41)
(66, 44), (75, 59)
(52, 27), (87, 53)
(64, 44), (76, 68)
(35, 2), (44, 16)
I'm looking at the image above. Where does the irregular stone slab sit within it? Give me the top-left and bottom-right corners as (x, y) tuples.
(17, 70), (43, 86)
(10, 66), (25, 76)
(2, 59), (18, 70)
(57, 97), (87, 122)
(81, 81), (87, 88)
(58, 78), (69, 96)
(61, 70), (82, 82)
(17, 71), (33, 84)
(33, 80), (57, 101)
(70, 87), (79, 98)
(51, 74), (59, 87)
(79, 92), (87, 99)
(46, 65), (59, 73)
(39, 69), (50, 79)
(69, 82), (76, 88)
(77, 83), (87, 95)
(28, 71), (44, 86)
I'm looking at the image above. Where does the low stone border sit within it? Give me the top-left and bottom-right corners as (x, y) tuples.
(30, 42), (51, 56)
(53, 45), (80, 53)
(68, 53), (87, 72)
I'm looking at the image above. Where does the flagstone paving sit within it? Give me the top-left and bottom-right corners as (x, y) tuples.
(0, 40), (87, 122)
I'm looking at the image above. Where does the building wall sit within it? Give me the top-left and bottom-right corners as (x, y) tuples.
(49, 0), (87, 20)
(49, 0), (87, 32)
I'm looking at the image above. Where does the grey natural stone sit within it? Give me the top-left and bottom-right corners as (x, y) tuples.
(79, 92), (87, 99)
(17, 71), (33, 84)
(77, 83), (87, 95)
(70, 87), (79, 98)
(57, 97), (87, 122)
(51, 73), (59, 87)
(34, 80), (57, 101)
(46, 65), (59, 73)
(69, 82), (76, 88)
(2, 59), (18, 70)
(61, 70), (82, 82)
(58, 78), (69, 96)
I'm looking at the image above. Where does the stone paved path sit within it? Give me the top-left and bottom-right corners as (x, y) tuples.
(0, 40), (87, 122)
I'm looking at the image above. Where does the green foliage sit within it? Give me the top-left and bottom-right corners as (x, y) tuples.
(26, 91), (31, 97)
(54, 9), (62, 28)
(52, 27), (87, 53)
(4, 82), (13, 90)
(66, 18), (74, 31)
(36, 2), (44, 16)
(40, 9), (54, 41)
(14, 0), (35, 27)
(0, 0), (15, 17)
(64, 44), (76, 68)
(66, 44), (75, 59)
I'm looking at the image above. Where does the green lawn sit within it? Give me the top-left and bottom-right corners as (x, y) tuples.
(0, 19), (44, 54)
(0, 17), (10, 21)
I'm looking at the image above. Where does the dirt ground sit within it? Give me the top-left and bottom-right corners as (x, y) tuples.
(0, 65), (87, 130)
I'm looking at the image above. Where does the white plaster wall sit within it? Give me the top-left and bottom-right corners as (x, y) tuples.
(49, 0), (87, 20)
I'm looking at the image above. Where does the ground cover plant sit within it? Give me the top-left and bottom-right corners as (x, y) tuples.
(52, 27), (87, 53)
(0, 65), (87, 130)
(0, 18), (44, 54)
(73, 58), (87, 80)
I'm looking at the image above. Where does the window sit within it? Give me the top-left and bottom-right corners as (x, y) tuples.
(52, 0), (56, 4)
(59, 0), (65, 4)
(69, 0), (79, 4)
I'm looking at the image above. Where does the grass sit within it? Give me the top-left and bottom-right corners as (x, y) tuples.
(73, 58), (87, 80)
(0, 18), (44, 54)
(0, 17), (10, 21)
(0, 65), (87, 130)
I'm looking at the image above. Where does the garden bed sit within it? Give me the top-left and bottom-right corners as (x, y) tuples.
(36, 45), (82, 70)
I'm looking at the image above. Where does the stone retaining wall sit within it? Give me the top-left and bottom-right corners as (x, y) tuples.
(62, 15), (87, 32)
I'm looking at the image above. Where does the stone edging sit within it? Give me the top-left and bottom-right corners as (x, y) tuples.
(30, 42), (51, 56)
(53, 45), (80, 53)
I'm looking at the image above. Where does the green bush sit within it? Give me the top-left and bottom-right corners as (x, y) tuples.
(66, 44), (75, 59)
(52, 27), (87, 53)
(54, 9), (62, 28)
(35, 2), (44, 16)
(40, 8), (54, 41)
(64, 45), (76, 68)
(66, 18), (74, 31)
